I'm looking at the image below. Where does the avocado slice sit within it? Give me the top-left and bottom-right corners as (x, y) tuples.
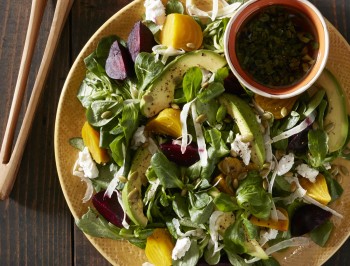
(122, 146), (152, 227)
(129, 145), (153, 185)
(219, 93), (265, 168)
(140, 50), (227, 117)
(316, 69), (348, 152)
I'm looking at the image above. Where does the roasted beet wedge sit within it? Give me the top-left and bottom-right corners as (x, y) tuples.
(92, 190), (126, 228)
(105, 40), (134, 80)
(291, 204), (332, 236)
(160, 142), (200, 167)
(288, 125), (311, 153)
(127, 21), (155, 62)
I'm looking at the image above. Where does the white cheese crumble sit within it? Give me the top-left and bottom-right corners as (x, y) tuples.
(296, 163), (319, 183)
(144, 0), (166, 25)
(231, 134), (251, 165)
(131, 125), (147, 150)
(172, 237), (191, 260)
(72, 147), (99, 202)
(73, 147), (99, 179)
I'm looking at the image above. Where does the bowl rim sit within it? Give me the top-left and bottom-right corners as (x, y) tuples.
(224, 0), (330, 99)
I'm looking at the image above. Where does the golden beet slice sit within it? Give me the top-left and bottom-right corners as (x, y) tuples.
(81, 121), (109, 164)
(145, 108), (182, 138)
(160, 13), (203, 51)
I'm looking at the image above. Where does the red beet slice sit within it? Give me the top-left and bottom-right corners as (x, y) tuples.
(160, 142), (200, 167)
(92, 190), (126, 227)
(127, 21), (155, 62)
(291, 204), (332, 236)
(105, 40), (134, 80)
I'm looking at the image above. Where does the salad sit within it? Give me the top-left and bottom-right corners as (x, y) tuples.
(70, 0), (350, 265)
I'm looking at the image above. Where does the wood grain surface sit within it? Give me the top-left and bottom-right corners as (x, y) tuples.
(0, 0), (349, 265)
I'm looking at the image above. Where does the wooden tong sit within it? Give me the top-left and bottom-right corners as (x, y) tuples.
(0, 0), (74, 200)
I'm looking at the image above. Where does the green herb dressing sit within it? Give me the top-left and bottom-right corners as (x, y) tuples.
(236, 5), (319, 88)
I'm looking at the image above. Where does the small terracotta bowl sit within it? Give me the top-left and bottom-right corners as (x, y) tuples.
(224, 0), (329, 99)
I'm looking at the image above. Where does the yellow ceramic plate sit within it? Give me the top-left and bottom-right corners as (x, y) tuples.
(54, 1), (350, 265)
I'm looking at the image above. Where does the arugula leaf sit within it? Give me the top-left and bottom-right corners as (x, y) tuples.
(109, 102), (140, 166)
(189, 200), (214, 224)
(109, 135), (125, 166)
(206, 128), (230, 158)
(236, 171), (273, 219)
(135, 52), (165, 92)
(197, 82), (225, 103)
(224, 214), (253, 255)
(310, 220), (334, 247)
(213, 67), (229, 82)
(151, 152), (184, 189)
(322, 170), (343, 201)
(166, 0), (184, 14)
(76, 208), (122, 240)
(204, 242), (221, 265)
(213, 193), (240, 212)
(69, 137), (84, 151)
(183, 66), (202, 102)
(195, 99), (220, 126)
(86, 100), (123, 127)
(77, 71), (116, 108)
(189, 191), (211, 209)
(203, 18), (230, 52)
(224, 249), (249, 266)
(308, 129), (328, 167)
(172, 193), (190, 219)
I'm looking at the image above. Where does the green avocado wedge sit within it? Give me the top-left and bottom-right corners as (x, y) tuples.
(140, 50), (227, 117)
(316, 69), (348, 152)
(122, 146), (152, 227)
(219, 93), (265, 168)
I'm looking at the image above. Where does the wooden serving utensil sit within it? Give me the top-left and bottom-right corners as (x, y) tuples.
(0, 0), (74, 200)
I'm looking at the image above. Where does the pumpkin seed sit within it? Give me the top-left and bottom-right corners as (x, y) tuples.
(262, 179), (268, 190)
(339, 165), (349, 176)
(241, 134), (254, 143)
(233, 178), (239, 189)
(196, 114), (207, 124)
(263, 162), (271, 169)
(336, 174), (343, 184)
(101, 110), (113, 119)
(128, 188), (139, 200)
(171, 103), (180, 109)
(118, 175), (127, 183)
(237, 172), (247, 181)
(186, 42), (196, 49)
(230, 150), (238, 157)
(280, 107), (288, 118)
(324, 122), (335, 133)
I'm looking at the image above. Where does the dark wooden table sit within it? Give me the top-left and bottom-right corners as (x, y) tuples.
(0, 0), (349, 265)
